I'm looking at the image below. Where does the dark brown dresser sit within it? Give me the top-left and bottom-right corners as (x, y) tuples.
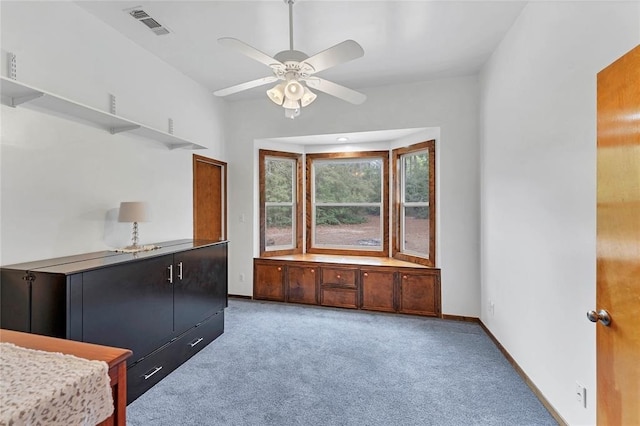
(0, 239), (228, 403)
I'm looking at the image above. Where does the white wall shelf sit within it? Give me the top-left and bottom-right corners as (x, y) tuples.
(0, 76), (206, 150)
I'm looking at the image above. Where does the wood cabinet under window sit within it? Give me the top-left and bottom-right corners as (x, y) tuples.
(287, 264), (318, 304)
(254, 260), (285, 301)
(253, 255), (441, 317)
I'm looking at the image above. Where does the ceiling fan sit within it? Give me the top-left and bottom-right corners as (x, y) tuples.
(213, 0), (366, 119)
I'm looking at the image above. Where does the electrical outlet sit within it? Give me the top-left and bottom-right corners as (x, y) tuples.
(239, 273), (245, 282)
(488, 300), (495, 316)
(575, 382), (587, 408)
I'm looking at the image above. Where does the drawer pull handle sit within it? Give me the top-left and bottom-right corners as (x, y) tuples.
(277, 267), (282, 271)
(363, 272), (368, 277)
(189, 337), (204, 348)
(403, 275), (408, 279)
(167, 265), (173, 284)
(178, 261), (183, 280)
(337, 274), (341, 279)
(143, 366), (163, 380)
(311, 269), (314, 273)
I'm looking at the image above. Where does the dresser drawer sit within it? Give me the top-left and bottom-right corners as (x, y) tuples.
(127, 341), (178, 404)
(174, 311), (224, 362)
(321, 268), (357, 288)
(127, 311), (224, 403)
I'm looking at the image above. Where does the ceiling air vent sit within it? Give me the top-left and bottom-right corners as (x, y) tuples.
(127, 8), (171, 36)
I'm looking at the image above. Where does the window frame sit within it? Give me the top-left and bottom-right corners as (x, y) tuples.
(259, 149), (303, 256)
(392, 140), (436, 267)
(306, 151), (389, 257)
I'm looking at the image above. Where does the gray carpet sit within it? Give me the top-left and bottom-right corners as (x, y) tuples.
(127, 299), (557, 426)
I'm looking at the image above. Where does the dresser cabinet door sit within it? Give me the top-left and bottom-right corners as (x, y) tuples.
(287, 265), (318, 304)
(254, 261), (285, 301)
(361, 269), (396, 313)
(174, 244), (228, 334)
(82, 254), (175, 360)
(398, 272), (438, 316)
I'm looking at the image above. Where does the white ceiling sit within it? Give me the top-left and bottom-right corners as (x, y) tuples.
(76, 0), (527, 101)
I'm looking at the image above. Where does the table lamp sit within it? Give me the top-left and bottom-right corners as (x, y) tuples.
(118, 201), (149, 249)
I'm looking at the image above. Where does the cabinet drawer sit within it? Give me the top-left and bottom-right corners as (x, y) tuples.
(321, 288), (358, 309)
(127, 341), (178, 404)
(127, 312), (225, 403)
(174, 311), (224, 363)
(321, 268), (357, 288)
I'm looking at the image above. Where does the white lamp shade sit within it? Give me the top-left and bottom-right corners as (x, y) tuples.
(300, 87), (317, 107)
(283, 98), (300, 110)
(284, 80), (304, 101)
(266, 82), (285, 105)
(118, 202), (149, 223)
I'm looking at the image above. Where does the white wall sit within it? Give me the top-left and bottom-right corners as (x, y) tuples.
(480, 2), (639, 424)
(225, 75), (480, 317)
(0, 2), (226, 264)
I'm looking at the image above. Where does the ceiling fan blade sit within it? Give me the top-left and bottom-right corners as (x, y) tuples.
(218, 37), (284, 69)
(214, 76), (279, 97)
(305, 78), (366, 105)
(300, 40), (364, 74)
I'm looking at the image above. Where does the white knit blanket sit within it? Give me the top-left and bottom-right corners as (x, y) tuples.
(0, 342), (113, 426)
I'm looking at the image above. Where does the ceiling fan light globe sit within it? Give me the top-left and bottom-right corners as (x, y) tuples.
(283, 98), (300, 110)
(266, 83), (286, 105)
(300, 87), (317, 107)
(284, 80), (304, 101)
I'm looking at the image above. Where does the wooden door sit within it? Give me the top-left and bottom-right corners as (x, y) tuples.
(596, 44), (640, 425)
(193, 155), (227, 241)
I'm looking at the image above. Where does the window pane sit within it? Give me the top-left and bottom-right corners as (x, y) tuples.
(314, 159), (381, 203)
(403, 206), (429, 256)
(314, 206), (381, 248)
(266, 206), (293, 248)
(265, 158), (293, 203)
(404, 151), (429, 203)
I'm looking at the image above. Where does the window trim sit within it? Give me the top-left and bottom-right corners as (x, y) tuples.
(306, 150), (389, 257)
(392, 140), (436, 267)
(259, 149), (303, 256)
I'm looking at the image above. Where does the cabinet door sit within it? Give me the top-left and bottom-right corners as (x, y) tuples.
(361, 270), (396, 313)
(287, 265), (318, 304)
(174, 243), (228, 334)
(82, 254), (174, 361)
(254, 261), (285, 301)
(398, 272), (438, 316)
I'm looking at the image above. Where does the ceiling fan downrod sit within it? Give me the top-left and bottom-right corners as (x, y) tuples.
(286, 0), (295, 51)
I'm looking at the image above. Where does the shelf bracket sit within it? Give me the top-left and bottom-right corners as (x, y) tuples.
(9, 92), (44, 107)
(110, 125), (141, 134)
